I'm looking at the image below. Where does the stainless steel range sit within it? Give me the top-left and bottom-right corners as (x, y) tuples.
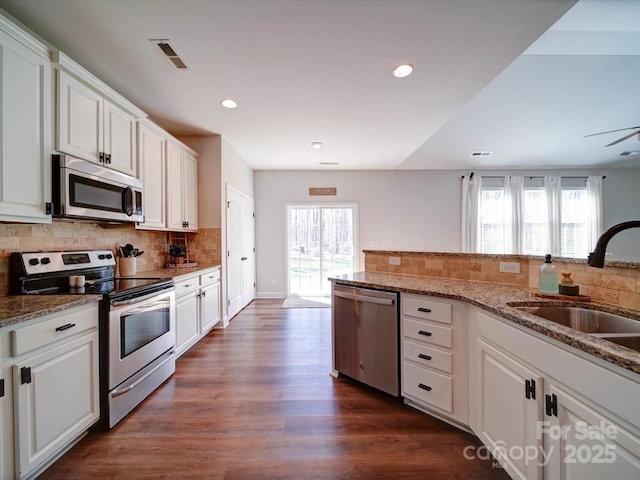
(10, 250), (175, 429)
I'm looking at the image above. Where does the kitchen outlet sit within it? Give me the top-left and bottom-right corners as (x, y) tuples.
(499, 262), (521, 274)
(389, 256), (401, 266)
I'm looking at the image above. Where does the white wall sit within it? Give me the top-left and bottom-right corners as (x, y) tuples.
(254, 168), (640, 298)
(222, 138), (254, 199)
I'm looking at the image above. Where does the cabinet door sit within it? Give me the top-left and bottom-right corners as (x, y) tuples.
(56, 69), (103, 163)
(104, 100), (136, 176)
(166, 141), (184, 231)
(182, 152), (198, 231)
(175, 292), (200, 357)
(200, 282), (221, 333)
(0, 30), (51, 223)
(544, 384), (640, 480)
(137, 122), (166, 229)
(14, 332), (99, 478)
(477, 339), (543, 480)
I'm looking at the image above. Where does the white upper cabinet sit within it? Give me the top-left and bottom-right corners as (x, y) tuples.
(136, 120), (167, 230)
(0, 17), (52, 223)
(166, 139), (198, 232)
(54, 52), (144, 177)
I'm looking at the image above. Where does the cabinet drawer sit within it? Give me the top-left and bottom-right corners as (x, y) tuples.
(402, 295), (452, 324)
(12, 304), (99, 356)
(174, 276), (199, 297)
(403, 318), (452, 348)
(200, 269), (220, 286)
(403, 339), (452, 374)
(403, 361), (453, 413)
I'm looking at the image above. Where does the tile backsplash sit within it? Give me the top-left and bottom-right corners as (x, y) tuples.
(364, 250), (640, 311)
(0, 222), (221, 297)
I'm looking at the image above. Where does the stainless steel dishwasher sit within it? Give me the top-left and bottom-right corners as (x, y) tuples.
(332, 283), (399, 396)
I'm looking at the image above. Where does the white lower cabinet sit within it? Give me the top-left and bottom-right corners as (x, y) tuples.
(174, 277), (201, 357)
(475, 338), (544, 480)
(174, 267), (221, 357)
(469, 308), (640, 480)
(8, 303), (100, 479)
(401, 294), (468, 427)
(200, 271), (221, 334)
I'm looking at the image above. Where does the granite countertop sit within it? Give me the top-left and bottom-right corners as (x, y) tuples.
(0, 264), (221, 330)
(0, 295), (102, 329)
(330, 271), (640, 375)
(137, 263), (221, 281)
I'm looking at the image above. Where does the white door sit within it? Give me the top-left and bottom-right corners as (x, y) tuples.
(166, 141), (184, 231)
(287, 205), (356, 296)
(242, 197), (256, 304)
(226, 185), (255, 319)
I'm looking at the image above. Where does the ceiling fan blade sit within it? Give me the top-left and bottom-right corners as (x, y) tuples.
(584, 126), (640, 138)
(604, 130), (640, 147)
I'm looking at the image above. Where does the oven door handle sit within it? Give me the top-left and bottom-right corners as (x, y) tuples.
(111, 350), (174, 398)
(111, 288), (174, 308)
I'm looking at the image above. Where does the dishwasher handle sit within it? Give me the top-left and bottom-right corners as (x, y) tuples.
(333, 288), (395, 306)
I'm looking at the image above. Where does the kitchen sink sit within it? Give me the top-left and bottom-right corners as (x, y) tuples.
(597, 334), (640, 352)
(513, 306), (640, 334)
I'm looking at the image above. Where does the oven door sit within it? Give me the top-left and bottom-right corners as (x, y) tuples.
(108, 289), (175, 390)
(55, 154), (144, 223)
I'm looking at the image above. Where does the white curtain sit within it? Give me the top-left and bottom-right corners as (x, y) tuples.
(544, 176), (562, 257)
(503, 176), (524, 254)
(461, 175), (481, 252)
(586, 176), (604, 251)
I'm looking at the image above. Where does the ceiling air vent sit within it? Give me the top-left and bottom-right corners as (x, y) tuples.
(620, 151), (640, 156)
(470, 151), (493, 157)
(150, 39), (189, 70)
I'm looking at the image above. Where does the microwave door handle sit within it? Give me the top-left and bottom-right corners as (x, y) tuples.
(123, 186), (135, 216)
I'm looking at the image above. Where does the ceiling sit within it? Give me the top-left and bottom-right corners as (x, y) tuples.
(1, 0), (639, 171)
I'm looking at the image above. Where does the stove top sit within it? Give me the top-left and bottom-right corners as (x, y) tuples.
(9, 250), (174, 298)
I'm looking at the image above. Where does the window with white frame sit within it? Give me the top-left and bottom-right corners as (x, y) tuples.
(465, 175), (603, 258)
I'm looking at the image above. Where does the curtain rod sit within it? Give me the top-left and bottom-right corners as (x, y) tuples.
(461, 173), (606, 179)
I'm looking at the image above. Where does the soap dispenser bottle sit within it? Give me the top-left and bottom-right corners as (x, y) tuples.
(539, 254), (559, 294)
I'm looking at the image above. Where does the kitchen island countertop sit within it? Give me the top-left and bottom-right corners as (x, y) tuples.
(330, 271), (640, 375)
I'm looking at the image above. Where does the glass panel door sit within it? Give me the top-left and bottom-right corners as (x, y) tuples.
(287, 205), (356, 296)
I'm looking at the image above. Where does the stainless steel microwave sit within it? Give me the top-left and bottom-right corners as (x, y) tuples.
(52, 154), (144, 223)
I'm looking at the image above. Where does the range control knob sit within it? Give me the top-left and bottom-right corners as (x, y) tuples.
(98, 254), (106, 260)
(105, 254), (113, 259)
(28, 258), (39, 266)
(40, 257), (51, 265)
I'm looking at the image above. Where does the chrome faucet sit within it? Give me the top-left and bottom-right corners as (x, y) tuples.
(587, 221), (640, 268)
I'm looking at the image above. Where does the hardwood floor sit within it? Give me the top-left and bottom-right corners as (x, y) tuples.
(40, 299), (510, 480)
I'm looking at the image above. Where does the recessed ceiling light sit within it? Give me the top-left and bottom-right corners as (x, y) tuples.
(620, 151), (640, 156)
(221, 99), (237, 109)
(320, 162), (339, 166)
(311, 142), (323, 150)
(393, 64), (413, 78)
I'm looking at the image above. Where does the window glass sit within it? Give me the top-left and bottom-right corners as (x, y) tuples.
(480, 189), (505, 254)
(523, 188), (545, 255)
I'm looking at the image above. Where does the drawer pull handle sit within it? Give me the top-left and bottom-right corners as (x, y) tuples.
(418, 383), (432, 392)
(55, 323), (76, 332)
(418, 330), (432, 337)
(418, 353), (432, 361)
(417, 307), (432, 313)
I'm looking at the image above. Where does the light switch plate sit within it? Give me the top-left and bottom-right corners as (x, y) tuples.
(500, 262), (521, 274)
(389, 256), (401, 265)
